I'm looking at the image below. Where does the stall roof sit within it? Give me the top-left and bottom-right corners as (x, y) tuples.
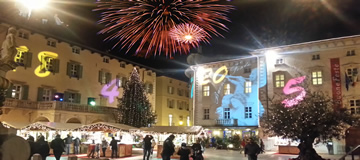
(35, 122), (83, 130)
(2, 121), (31, 129)
(140, 126), (203, 134)
(74, 122), (138, 132)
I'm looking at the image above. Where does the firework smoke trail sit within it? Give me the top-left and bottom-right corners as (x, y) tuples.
(94, 0), (234, 57)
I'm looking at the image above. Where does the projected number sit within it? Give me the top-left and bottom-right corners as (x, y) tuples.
(101, 79), (119, 104)
(34, 51), (58, 77)
(213, 66), (228, 84)
(282, 76), (306, 107)
(199, 66), (229, 85)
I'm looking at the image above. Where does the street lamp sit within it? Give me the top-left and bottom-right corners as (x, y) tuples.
(16, 0), (50, 18)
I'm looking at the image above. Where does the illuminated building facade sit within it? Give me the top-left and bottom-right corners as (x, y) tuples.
(0, 22), (157, 124)
(155, 76), (192, 126)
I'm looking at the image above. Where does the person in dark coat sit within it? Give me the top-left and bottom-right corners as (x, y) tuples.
(161, 135), (175, 160)
(191, 139), (204, 160)
(36, 136), (50, 160)
(63, 134), (73, 155)
(50, 135), (65, 160)
(73, 137), (81, 154)
(88, 140), (96, 158)
(110, 137), (119, 158)
(245, 139), (261, 160)
(143, 135), (153, 160)
(27, 135), (38, 160)
(177, 143), (191, 160)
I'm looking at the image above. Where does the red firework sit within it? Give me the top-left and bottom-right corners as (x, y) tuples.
(169, 23), (210, 47)
(95, 0), (234, 57)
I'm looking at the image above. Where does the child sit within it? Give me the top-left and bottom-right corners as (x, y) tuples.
(177, 143), (191, 160)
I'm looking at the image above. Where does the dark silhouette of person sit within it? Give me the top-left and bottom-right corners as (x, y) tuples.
(245, 138), (261, 160)
(191, 139), (204, 160)
(27, 135), (37, 160)
(143, 135), (153, 160)
(177, 143), (191, 160)
(50, 135), (65, 160)
(36, 136), (50, 160)
(110, 137), (119, 158)
(161, 135), (175, 160)
(88, 140), (95, 158)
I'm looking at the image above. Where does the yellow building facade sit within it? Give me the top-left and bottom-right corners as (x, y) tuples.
(155, 76), (191, 126)
(0, 22), (157, 124)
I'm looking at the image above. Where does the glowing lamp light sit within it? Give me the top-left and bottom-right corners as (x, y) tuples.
(179, 121), (183, 125)
(59, 98), (63, 101)
(228, 144), (234, 148)
(246, 128), (251, 131)
(213, 131), (220, 136)
(90, 101), (96, 106)
(54, 95), (59, 99)
(17, 0), (49, 10)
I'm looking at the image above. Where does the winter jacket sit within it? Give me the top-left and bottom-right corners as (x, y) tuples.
(101, 140), (108, 148)
(51, 138), (65, 152)
(177, 147), (191, 160)
(245, 143), (261, 155)
(143, 136), (153, 150)
(73, 138), (80, 146)
(110, 139), (118, 149)
(162, 138), (175, 156)
(36, 140), (50, 158)
(64, 136), (73, 144)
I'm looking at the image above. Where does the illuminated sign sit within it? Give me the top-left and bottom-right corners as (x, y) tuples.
(282, 76), (306, 108)
(101, 79), (119, 104)
(330, 58), (342, 109)
(34, 51), (58, 77)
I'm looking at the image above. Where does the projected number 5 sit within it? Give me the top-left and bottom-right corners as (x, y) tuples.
(34, 51), (58, 77)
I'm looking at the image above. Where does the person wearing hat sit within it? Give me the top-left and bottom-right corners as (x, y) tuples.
(161, 135), (175, 160)
(245, 138), (261, 160)
(177, 143), (191, 160)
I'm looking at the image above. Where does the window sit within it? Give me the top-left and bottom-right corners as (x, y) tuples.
(169, 80), (173, 83)
(178, 89), (183, 96)
(245, 81), (252, 93)
(245, 107), (252, 118)
(98, 70), (112, 84)
(349, 99), (360, 114)
(64, 91), (81, 103)
(168, 86), (174, 94)
(347, 50), (356, 56)
(18, 31), (29, 39)
(103, 57), (110, 63)
(47, 39), (56, 47)
(120, 63), (126, 68)
(100, 96), (107, 106)
(14, 50), (32, 68)
(203, 109), (210, 120)
(42, 88), (53, 101)
(186, 103), (189, 111)
(66, 62), (83, 79)
(178, 101), (183, 110)
(244, 67), (251, 73)
(169, 114), (173, 126)
(147, 72), (152, 76)
(145, 83), (153, 94)
(203, 85), (210, 96)
(11, 84), (22, 99)
(312, 54), (320, 60)
(185, 91), (189, 98)
(346, 68), (358, 82)
(275, 74), (285, 88)
(168, 99), (174, 108)
(9, 84), (28, 100)
(312, 71), (323, 85)
(187, 116), (190, 126)
(72, 47), (80, 54)
(42, 57), (60, 73)
(224, 108), (230, 119)
(224, 83), (231, 95)
(276, 58), (284, 64)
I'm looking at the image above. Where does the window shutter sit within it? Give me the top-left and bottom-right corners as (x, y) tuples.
(21, 85), (29, 100)
(77, 65), (83, 79)
(116, 75), (120, 87)
(75, 93), (81, 104)
(66, 62), (71, 77)
(51, 89), (57, 100)
(149, 84), (153, 94)
(24, 52), (32, 68)
(52, 59), (60, 73)
(106, 72), (112, 84)
(5, 83), (13, 98)
(64, 91), (69, 102)
(37, 87), (44, 101)
(98, 70), (103, 83)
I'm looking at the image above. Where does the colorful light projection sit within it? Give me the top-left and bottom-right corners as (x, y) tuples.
(15, 46), (29, 62)
(34, 51), (58, 77)
(197, 60), (266, 126)
(101, 79), (119, 104)
(281, 76), (306, 108)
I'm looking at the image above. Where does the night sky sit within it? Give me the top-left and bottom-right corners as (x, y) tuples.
(1, 0), (360, 81)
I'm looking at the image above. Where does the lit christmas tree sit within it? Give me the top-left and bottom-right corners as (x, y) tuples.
(117, 68), (156, 128)
(261, 90), (359, 160)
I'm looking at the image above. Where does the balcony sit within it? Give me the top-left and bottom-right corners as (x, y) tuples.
(3, 98), (118, 114)
(215, 119), (238, 126)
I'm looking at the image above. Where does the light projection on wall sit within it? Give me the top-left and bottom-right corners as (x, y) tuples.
(15, 46), (29, 62)
(197, 60), (266, 126)
(34, 51), (58, 77)
(101, 79), (119, 104)
(281, 76), (306, 108)
(190, 77), (194, 98)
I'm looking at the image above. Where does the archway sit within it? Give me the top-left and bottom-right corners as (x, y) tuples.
(66, 118), (81, 124)
(34, 116), (50, 122)
(92, 119), (104, 123)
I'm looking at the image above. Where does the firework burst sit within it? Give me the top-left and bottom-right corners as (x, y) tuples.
(169, 23), (210, 47)
(95, 0), (234, 57)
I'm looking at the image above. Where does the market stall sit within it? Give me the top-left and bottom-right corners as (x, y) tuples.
(140, 126), (203, 158)
(73, 122), (138, 158)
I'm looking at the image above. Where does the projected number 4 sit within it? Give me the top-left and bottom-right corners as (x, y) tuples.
(101, 79), (119, 104)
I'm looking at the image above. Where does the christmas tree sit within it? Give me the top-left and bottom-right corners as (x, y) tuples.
(117, 68), (156, 128)
(261, 90), (359, 160)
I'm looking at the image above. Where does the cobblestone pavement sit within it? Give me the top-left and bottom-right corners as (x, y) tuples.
(44, 148), (354, 160)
